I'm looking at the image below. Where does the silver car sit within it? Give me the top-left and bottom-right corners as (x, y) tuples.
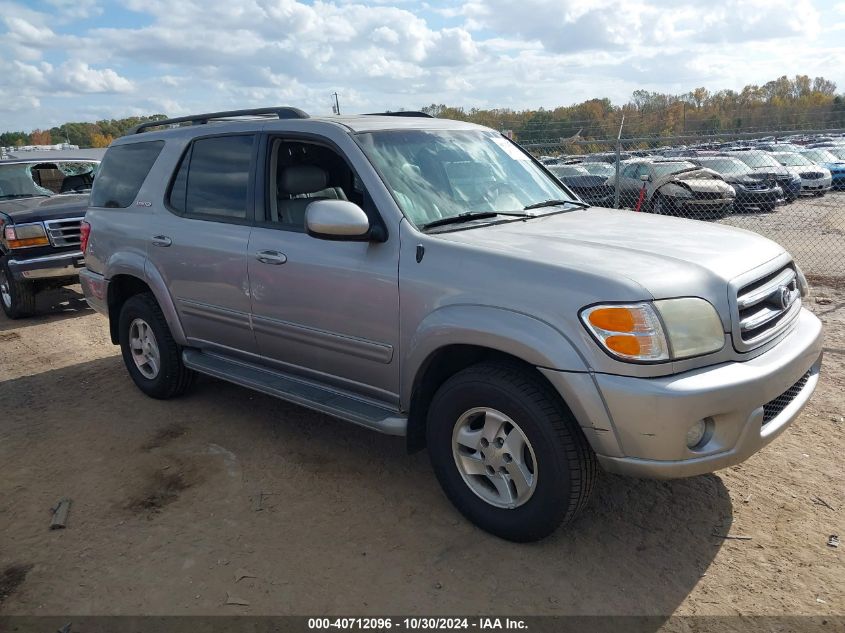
(80, 108), (823, 542)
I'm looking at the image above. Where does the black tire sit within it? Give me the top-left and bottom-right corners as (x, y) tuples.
(0, 256), (36, 319)
(426, 362), (597, 542)
(118, 292), (194, 399)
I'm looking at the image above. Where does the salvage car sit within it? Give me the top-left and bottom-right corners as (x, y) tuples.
(0, 153), (101, 318)
(548, 164), (614, 206)
(690, 156), (784, 212)
(725, 150), (802, 201)
(608, 159), (735, 217)
(798, 149), (845, 189)
(81, 108), (822, 542)
(769, 152), (832, 196)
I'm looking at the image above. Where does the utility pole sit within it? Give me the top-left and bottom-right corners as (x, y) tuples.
(332, 92), (341, 115)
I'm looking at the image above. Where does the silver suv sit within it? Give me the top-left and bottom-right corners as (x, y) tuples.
(81, 107), (823, 542)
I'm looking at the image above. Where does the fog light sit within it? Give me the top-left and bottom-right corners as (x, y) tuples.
(686, 420), (707, 449)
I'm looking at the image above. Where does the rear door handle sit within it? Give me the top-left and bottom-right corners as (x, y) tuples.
(151, 235), (172, 247)
(256, 250), (287, 265)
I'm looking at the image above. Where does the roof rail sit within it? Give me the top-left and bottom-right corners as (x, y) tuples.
(131, 107), (310, 134)
(364, 111), (434, 118)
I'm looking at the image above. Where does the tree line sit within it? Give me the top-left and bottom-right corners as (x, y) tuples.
(419, 75), (845, 143)
(1, 115), (167, 148)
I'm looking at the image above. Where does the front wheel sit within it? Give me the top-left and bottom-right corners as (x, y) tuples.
(0, 257), (36, 319)
(427, 362), (597, 542)
(118, 292), (194, 399)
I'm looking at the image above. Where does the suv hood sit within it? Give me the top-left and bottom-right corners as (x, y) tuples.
(436, 207), (785, 299)
(0, 194), (89, 224)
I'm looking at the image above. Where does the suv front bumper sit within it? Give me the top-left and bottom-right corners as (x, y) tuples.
(7, 251), (84, 281)
(543, 307), (823, 478)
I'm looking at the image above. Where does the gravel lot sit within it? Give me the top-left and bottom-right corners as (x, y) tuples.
(0, 253), (843, 618)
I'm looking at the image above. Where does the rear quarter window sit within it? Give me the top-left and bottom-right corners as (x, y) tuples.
(89, 141), (165, 208)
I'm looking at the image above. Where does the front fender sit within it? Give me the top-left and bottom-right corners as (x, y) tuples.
(401, 304), (589, 408)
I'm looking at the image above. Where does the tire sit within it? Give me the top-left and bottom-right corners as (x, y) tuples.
(426, 362), (597, 542)
(0, 256), (36, 319)
(118, 292), (194, 399)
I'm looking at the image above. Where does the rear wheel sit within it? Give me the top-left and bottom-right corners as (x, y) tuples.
(427, 362), (597, 542)
(0, 257), (36, 319)
(118, 292), (194, 399)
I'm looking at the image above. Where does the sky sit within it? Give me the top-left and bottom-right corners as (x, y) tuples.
(1, 0), (844, 131)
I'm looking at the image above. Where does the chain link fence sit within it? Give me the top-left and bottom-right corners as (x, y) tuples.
(522, 130), (845, 282)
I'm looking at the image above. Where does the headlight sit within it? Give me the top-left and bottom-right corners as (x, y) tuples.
(659, 183), (692, 199)
(581, 298), (724, 363)
(3, 222), (49, 249)
(654, 298), (725, 359)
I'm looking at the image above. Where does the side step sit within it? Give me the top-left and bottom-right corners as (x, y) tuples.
(182, 349), (407, 436)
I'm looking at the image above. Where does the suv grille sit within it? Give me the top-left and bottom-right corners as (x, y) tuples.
(762, 371), (811, 425)
(733, 264), (801, 351)
(44, 217), (84, 247)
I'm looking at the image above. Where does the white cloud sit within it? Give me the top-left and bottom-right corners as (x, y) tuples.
(0, 0), (841, 130)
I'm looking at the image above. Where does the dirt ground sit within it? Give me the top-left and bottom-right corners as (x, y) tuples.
(0, 281), (842, 619)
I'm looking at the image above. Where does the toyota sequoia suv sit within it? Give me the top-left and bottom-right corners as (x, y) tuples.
(80, 107), (823, 542)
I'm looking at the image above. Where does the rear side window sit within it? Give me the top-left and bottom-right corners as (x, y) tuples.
(90, 141), (164, 208)
(167, 135), (254, 220)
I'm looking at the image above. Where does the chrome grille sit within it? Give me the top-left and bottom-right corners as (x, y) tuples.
(733, 264), (801, 351)
(762, 371), (811, 425)
(799, 171), (824, 179)
(44, 217), (84, 247)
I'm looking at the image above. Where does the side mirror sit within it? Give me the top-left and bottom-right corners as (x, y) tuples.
(640, 174), (651, 182)
(305, 199), (373, 241)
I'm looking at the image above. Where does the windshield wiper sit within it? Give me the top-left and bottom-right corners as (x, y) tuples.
(0, 193), (50, 200)
(421, 211), (531, 230)
(524, 199), (590, 210)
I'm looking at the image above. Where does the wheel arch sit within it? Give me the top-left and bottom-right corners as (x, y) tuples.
(107, 266), (186, 346)
(403, 306), (590, 453)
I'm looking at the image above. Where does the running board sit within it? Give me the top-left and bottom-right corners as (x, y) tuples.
(182, 349), (407, 436)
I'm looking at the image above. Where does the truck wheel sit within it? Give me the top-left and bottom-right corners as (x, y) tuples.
(118, 292), (194, 399)
(426, 362), (597, 542)
(0, 258), (36, 319)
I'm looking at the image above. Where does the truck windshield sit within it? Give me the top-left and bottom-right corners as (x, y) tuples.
(0, 161), (99, 199)
(356, 130), (575, 227)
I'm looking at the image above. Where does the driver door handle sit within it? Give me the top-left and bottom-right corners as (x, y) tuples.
(151, 235), (172, 247)
(256, 250), (287, 265)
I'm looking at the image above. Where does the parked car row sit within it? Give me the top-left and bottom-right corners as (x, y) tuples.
(541, 134), (845, 218)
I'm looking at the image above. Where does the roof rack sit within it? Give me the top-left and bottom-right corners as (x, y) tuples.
(364, 111), (434, 118)
(131, 107), (310, 134)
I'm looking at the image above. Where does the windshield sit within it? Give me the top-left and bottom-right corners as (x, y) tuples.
(772, 153), (813, 167)
(696, 158), (751, 175)
(549, 165), (589, 177)
(651, 162), (696, 177)
(733, 153), (780, 168)
(356, 130), (574, 227)
(0, 160), (99, 199)
(802, 149), (838, 163)
(827, 147), (845, 160)
(580, 162), (614, 177)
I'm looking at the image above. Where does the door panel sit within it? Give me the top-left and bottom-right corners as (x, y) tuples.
(248, 227), (400, 402)
(147, 213), (256, 354)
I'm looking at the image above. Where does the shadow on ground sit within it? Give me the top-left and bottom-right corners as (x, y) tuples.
(0, 357), (731, 618)
(0, 285), (91, 332)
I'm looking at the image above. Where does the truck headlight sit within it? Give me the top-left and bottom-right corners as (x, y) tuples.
(581, 298), (724, 363)
(654, 298), (725, 359)
(3, 222), (49, 249)
(581, 303), (669, 362)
